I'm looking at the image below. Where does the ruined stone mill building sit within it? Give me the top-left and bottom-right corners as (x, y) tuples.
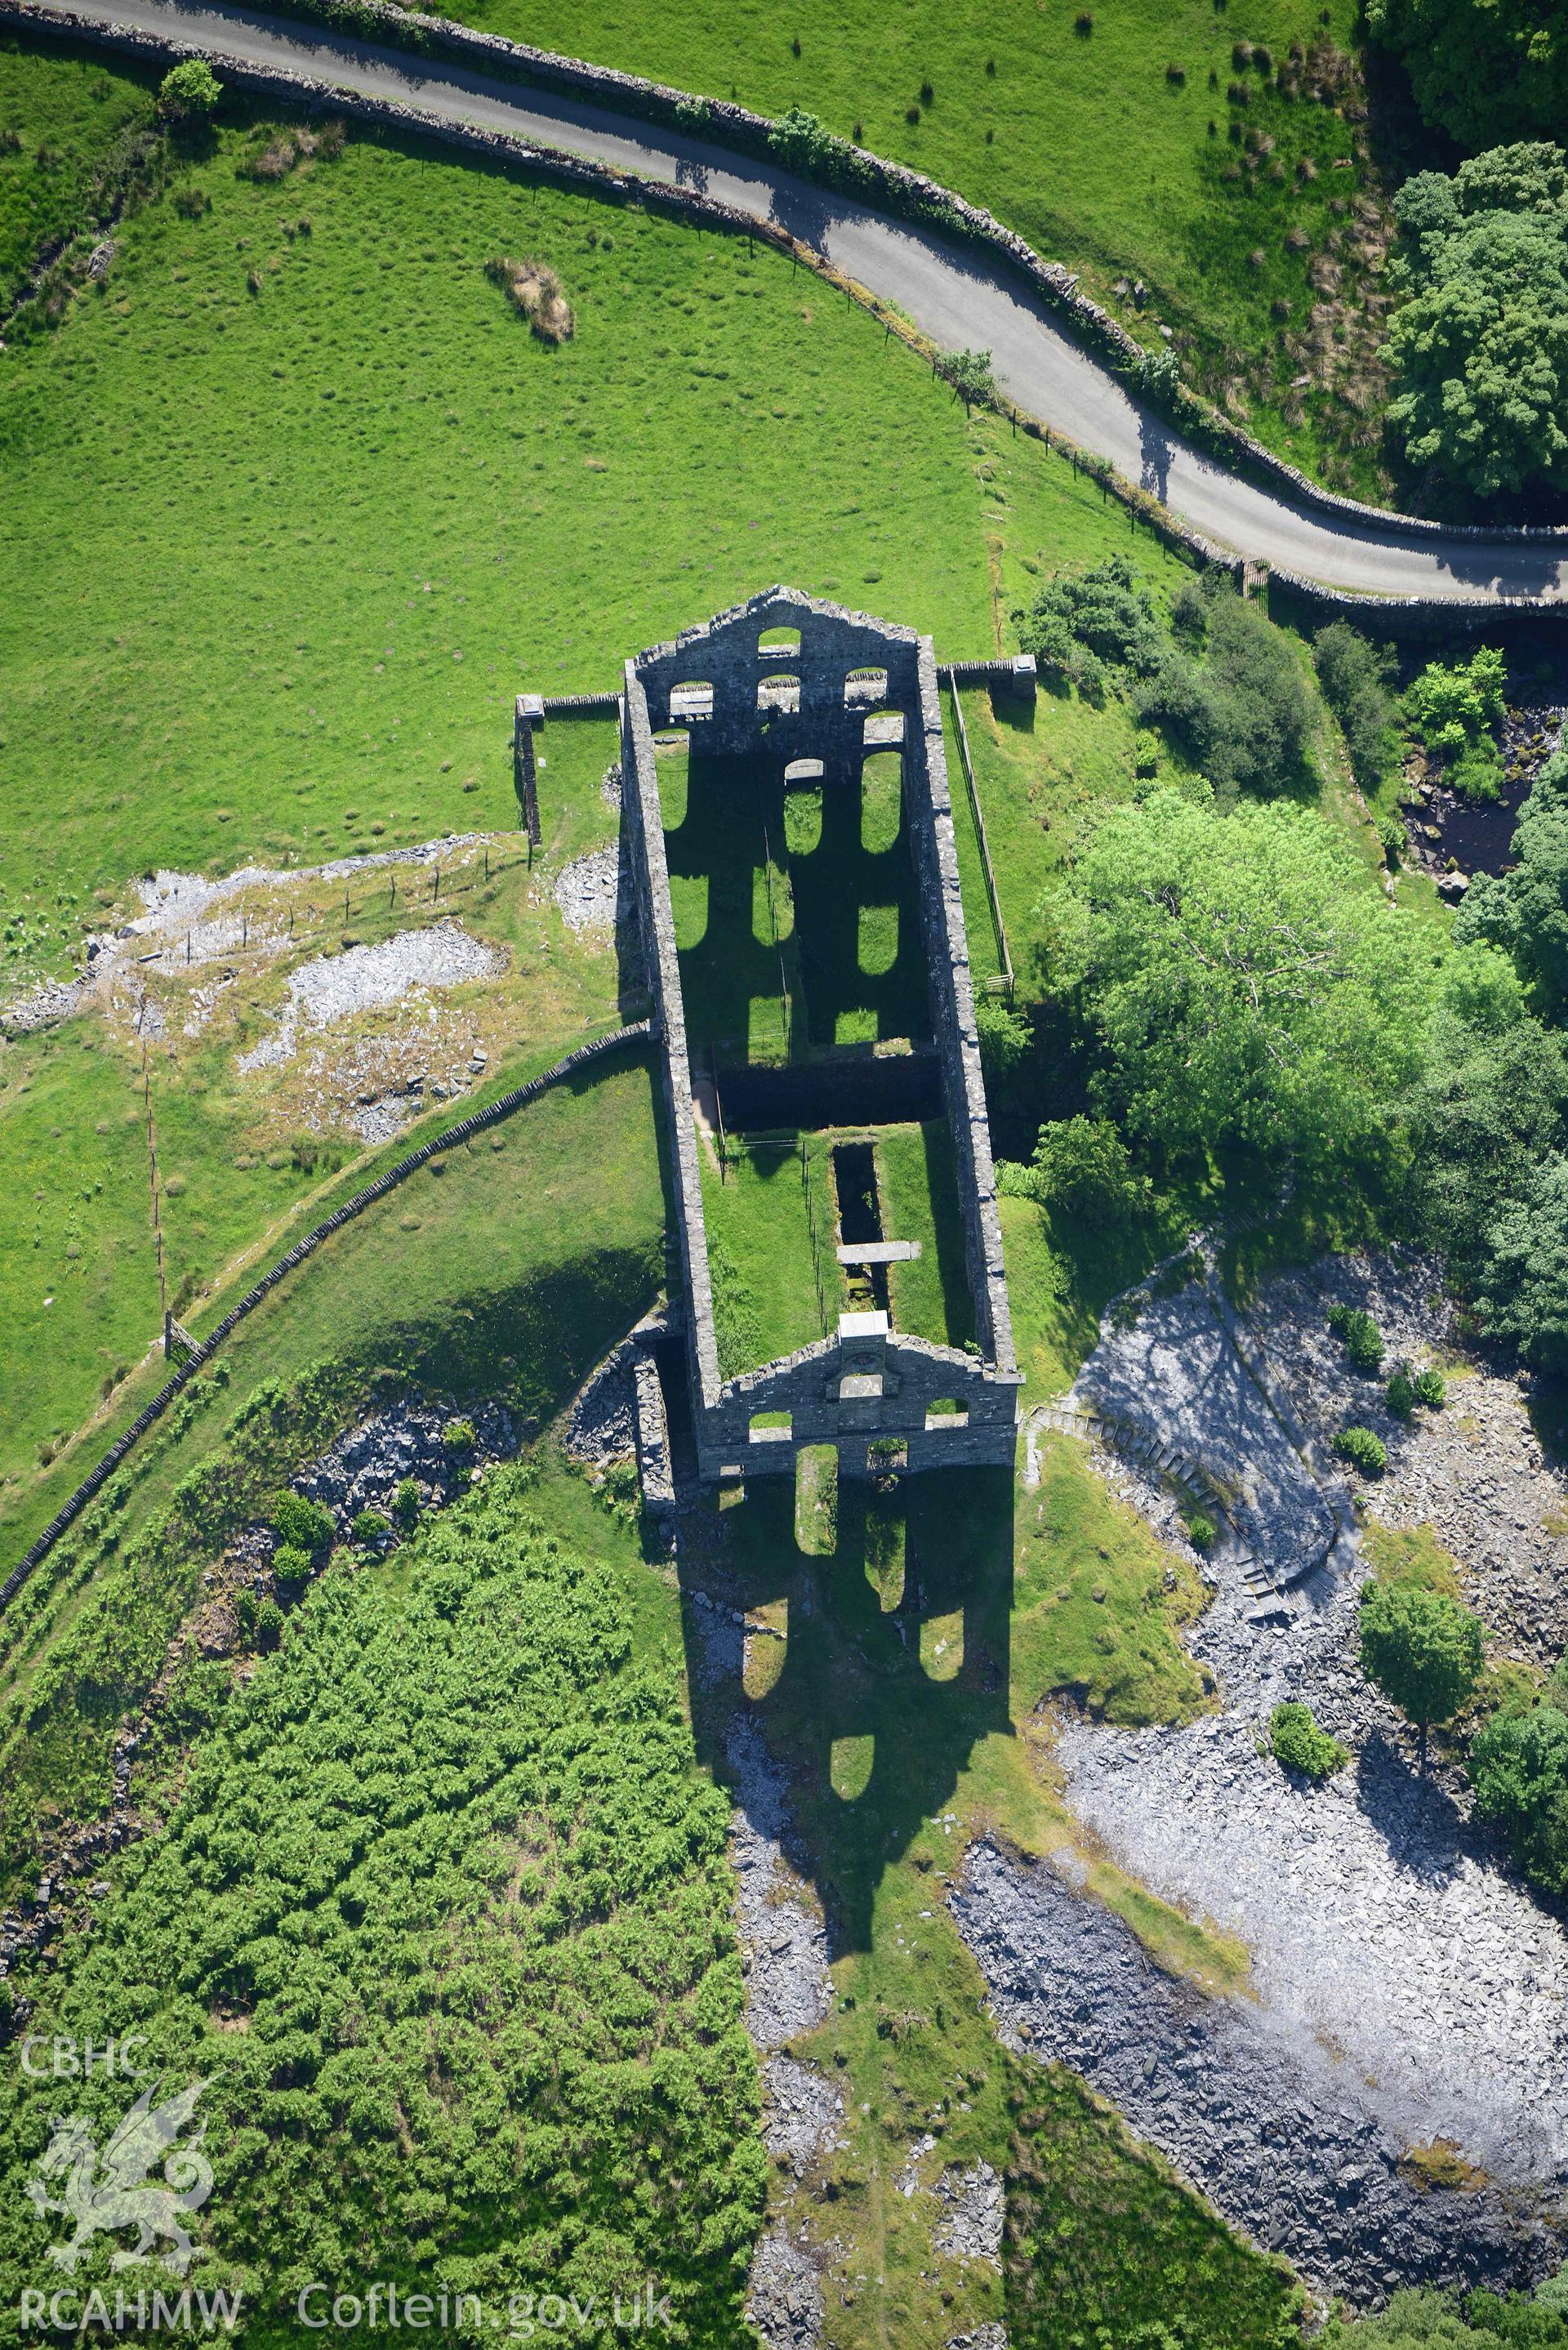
(618, 587), (1022, 1484)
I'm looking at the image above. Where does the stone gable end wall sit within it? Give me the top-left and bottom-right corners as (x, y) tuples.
(621, 587), (1020, 1481)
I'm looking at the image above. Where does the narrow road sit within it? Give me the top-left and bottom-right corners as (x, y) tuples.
(16, 0), (1568, 608)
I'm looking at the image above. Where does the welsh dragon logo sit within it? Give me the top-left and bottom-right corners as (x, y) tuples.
(26, 2081), (214, 2276)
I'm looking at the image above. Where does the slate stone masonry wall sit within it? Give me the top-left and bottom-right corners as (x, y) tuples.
(619, 586), (1021, 1483)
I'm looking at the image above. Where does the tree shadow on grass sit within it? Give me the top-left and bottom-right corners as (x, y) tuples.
(681, 1458), (1014, 1954)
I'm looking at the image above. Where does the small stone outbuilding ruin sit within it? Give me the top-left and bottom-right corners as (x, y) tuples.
(620, 587), (1021, 1483)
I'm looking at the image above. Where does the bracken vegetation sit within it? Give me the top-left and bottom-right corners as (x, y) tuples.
(0, 1465), (766, 2341)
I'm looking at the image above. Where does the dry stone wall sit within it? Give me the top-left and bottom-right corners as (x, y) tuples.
(0, 1023), (652, 1610)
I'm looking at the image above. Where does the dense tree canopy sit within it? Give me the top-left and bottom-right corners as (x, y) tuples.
(1322, 2282), (1568, 2346)
(1405, 975), (1568, 1269)
(1366, 0), (1568, 149)
(1013, 555), (1163, 700)
(1472, 1156), (1568, 1374)
(1313, 623), (1399, 795)
(1457, 748), (1568, 1010)
(1032, 788), (1437, 1179)
(1470, 1702), (1568, 1894)
(1133, 589), (1314, 800)
(1383, 145), (1568, 498)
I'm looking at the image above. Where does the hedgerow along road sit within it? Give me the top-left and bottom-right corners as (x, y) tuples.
(15, 0), (1568, 610)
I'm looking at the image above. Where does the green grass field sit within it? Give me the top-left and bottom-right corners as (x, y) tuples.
(431, 0), (1383, 491)
(0, 1049), (665, 1893)
(0, 47), (1199, 988)
(0, 723), (626, 1522)
(0, 26), (156, 305)
(0, 87), (992, 977)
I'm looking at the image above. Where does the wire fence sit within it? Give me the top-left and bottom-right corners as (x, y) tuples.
(131, 845), (530, 980)
(943, 684), (1014, 997)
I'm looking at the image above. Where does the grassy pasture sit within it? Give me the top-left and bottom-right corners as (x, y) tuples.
(0, 26), (156, 305)
(0, 742), (626, 1519)
(0, 44), (1192, 991)
(1, 90), (995, 976)
(0, 41), (1185, 1537)
(0, 1049), (666, 1886)
(439, 0), (1383, 488)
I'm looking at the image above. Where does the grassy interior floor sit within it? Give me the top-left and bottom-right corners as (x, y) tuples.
(701, 1119), (973, 1378)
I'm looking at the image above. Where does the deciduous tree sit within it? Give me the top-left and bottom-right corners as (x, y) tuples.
(1358, 1579), (1484, 1772)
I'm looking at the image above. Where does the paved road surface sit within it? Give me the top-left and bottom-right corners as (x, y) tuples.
(18, 0), (1568, 608)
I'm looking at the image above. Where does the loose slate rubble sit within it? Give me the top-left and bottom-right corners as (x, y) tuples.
(746, 2231), (827, 2350)
(764, 2056), (848, 2179)
(952, 1839), (1552, 2305)
(933, 2162), (1004, 2268)
(552, 842), (621, 934)
(296, 1396), (519, 1521)
(237, 920), (503, 1072)
(996, 1247), (1568, 2304)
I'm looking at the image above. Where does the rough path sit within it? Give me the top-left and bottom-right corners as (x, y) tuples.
(16, 0), (1568, 608)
